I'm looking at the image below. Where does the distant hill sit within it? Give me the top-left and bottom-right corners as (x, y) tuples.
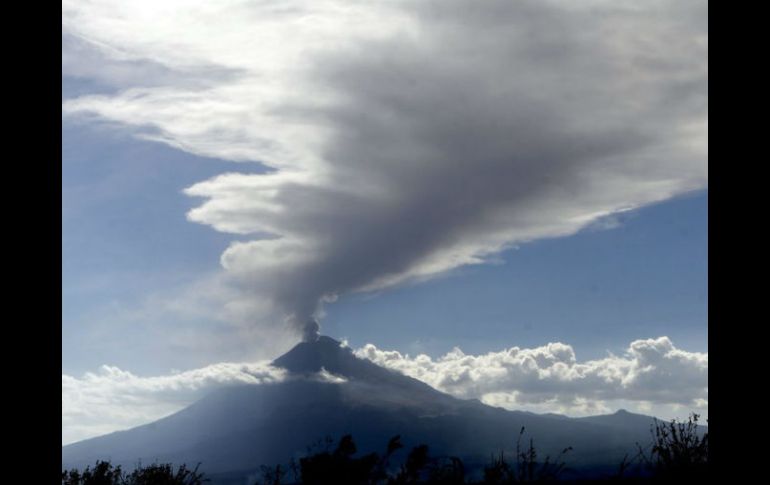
(62, 336), (700, 483)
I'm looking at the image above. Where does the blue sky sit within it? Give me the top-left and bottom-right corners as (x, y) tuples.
(325, 191), (707, 360)
(61, 0), (707, 444)
(63, 121), (237, 375)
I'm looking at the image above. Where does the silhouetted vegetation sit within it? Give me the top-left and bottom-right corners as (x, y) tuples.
(64, 415), (707, 484)
(62, 461), (208, 485)
(255, 428), (580, 484)
(634, 413), (708, 481)
(295, 434), (381, 484)
(483, 427), (572, 484)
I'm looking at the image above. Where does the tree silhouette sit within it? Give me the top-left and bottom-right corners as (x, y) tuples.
(284, 434), (444, 485)
(297, 434), (381, 485)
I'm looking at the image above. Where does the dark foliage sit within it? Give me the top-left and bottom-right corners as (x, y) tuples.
(297, 434), (381, 485)
(634, 413), (708, 481)
(254, 434), (461, 485)
(483, 427), (571, 484)
(62, 461), (208, 485)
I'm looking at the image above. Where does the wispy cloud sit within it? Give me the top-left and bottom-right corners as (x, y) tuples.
(63, 0), (707, 339)
(64, 272), (304, 373)
(62, 361), (286, 445)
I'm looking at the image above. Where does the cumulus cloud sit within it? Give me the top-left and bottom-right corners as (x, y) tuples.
(63, 0), (708, 338)
(355, 336), (707, 415)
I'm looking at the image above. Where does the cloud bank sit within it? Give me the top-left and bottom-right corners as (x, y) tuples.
(63, 0), (708, 339)
(63, 336), (706, 445)
(356, 336), (707, 413)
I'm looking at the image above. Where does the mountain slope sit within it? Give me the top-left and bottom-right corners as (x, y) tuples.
(62, 336), (680, 482)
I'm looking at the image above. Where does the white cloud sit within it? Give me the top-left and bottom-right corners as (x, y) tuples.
(355, 336), (707, 417)
(63, 0), (707, 339)
(62, 359), (353, 445)
(62, 360), (286, 445)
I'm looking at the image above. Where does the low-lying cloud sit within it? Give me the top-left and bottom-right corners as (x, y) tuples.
(62, 361), (286, 445)
(356, 336), (707, 412)
(62, 0), (708, 340)
(63, 336), (706, 445)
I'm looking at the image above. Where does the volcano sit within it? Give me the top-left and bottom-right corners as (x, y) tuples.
(62, 336), (674, 482)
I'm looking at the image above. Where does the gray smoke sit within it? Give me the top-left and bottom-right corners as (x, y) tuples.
(302, 319), (321, 343)
(62, 0), (708, 340)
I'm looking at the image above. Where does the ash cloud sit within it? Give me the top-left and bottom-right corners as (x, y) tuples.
(63, 0), (708, 339)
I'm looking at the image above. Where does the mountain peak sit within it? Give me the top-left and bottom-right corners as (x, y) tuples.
(271, 335), (447, 400)
(272, 335), (355, 375)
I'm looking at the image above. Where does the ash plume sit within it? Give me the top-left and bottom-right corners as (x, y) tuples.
(62, 0), (708, 341)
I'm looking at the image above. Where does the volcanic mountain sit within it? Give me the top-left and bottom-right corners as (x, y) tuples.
(62, 336), (674, 482)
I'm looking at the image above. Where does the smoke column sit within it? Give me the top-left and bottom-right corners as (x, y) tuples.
(63, 0), (708, 340)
